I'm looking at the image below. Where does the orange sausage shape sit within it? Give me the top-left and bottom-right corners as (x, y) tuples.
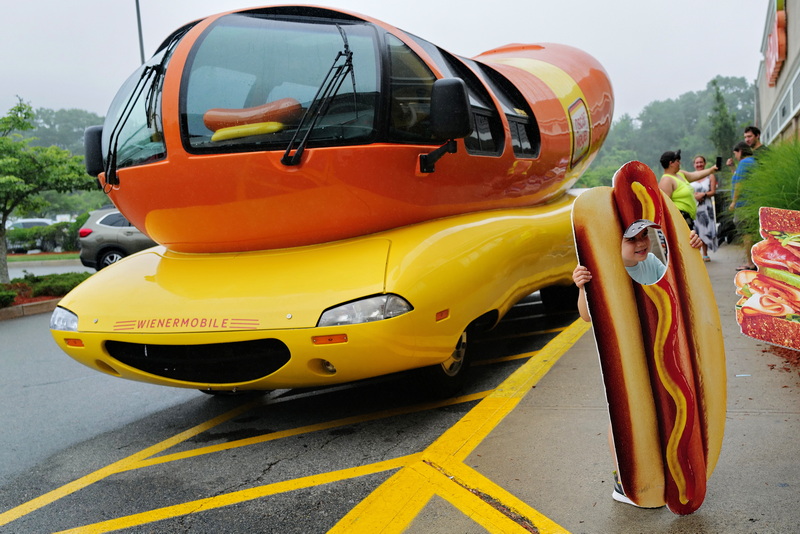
(203, 97), (303, 131)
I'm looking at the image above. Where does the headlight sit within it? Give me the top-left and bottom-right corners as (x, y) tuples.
(317, 294), (412, 327)
(50, 307), (79, 332)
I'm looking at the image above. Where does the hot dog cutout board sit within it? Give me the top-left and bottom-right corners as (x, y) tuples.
(735, 207), (800, 351)
(571, 161), (726, 514)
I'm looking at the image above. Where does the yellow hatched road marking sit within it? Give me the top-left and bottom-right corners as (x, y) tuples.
(125, 391), (489, 472)
(2, 319), (589, 533)
(330, 320), (589, 533)
(54, 455), (420, 534)
(0, 398), (264, 527)
(0, 390), (487, 527)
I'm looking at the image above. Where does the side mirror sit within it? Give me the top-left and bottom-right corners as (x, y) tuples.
(429, 78), (473, 140)
(84, 125), (104, 178)
(420, 78), (473, 173)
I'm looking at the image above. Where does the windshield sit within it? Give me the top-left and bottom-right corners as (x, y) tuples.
(182, 14), (379, 153)
(101, 47), (171, 175)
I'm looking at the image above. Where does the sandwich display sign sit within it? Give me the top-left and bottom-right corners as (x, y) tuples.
(735, 207), (800, 351)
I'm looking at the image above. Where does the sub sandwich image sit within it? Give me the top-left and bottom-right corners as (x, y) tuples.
(735, 207), (800, 351)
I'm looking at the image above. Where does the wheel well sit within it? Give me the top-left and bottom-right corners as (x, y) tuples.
(96, 246), (126, 262)
(469, 310), (499, 333)
(540, 283), (579, 312)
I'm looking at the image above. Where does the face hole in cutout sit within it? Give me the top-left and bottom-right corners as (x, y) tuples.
(622, 227), (669, 285)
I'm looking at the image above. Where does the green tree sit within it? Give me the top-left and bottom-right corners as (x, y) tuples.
(709, 79), (738, 161)
(26, 107), (104, 156)
(0, 98), (96, 283)
(576, 76), (755, 187)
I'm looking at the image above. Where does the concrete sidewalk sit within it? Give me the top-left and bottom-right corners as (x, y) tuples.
(420, 243), (799, 533)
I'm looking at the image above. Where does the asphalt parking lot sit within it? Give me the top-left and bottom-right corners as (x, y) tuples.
(1, 246), (798, 533)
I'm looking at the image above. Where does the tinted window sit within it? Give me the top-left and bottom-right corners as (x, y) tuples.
(99, 213), (131, 228)
(403, 36), (503, 155)
(386, 35), (436, 143)
(182, 14), (380, 152)
(471, 62), (541, 158)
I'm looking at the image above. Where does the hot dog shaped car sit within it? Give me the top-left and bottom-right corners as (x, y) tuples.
(51, 5), (613, 394)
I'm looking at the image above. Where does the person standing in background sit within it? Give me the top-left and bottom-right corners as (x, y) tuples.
(727, 125), (768, 169)
(690, 155), (718, 261)
(657, 150), (718, 230)
(744, 125), (768, 157)
(729, 142), (757, 271)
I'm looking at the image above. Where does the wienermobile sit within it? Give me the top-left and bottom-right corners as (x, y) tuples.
(50, 5), (613, 394)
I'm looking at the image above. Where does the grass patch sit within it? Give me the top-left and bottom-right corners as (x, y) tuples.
(736, 138), (800, 237)
(6, 253), (80, 262)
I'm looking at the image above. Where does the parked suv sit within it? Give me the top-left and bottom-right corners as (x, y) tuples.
(79, 209), (157, 270)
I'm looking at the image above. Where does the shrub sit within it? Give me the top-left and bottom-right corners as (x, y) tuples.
(1, 271), (92, 307)
(4, 282), (32, 298)
(736, 138), (800, 238)
(26, 272), (92, 297)
(5, 227), (39, 253)
(62, 212), (90, 252)
(0, 290), (16, 308)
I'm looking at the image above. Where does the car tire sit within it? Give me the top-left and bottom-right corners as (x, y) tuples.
(97, 249), (126, 270)
(417, 329), (471, 398)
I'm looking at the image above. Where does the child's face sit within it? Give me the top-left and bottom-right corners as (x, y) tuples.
(621, 229), (651, 267)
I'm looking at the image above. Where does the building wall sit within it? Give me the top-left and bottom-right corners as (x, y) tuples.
(757, 0), (800, 143)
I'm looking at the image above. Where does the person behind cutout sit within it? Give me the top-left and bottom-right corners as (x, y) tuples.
(571, 218), (704, 506)
(573, 219), (703, 321)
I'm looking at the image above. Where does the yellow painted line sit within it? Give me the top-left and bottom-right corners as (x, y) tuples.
(1, 386), (486, 527)
(435, 459), (570, 533)
(331, 319), (590, 533)
(0, 397), (264, 527)
(433, 469), (546, 532)
(473, 350), (540, 366)
(55, 455), (420, 534)
(480, 325), (566, 342)
(127, 390), (489, 471)
(328, 465), (437, 533)
(2, 318), (588, 533)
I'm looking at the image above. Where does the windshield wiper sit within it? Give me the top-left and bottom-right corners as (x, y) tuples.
(281, 25), (355, 166)
(104, 29), (186, 189)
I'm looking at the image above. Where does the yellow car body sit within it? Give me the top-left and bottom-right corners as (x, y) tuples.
(50, 193), (577, 392)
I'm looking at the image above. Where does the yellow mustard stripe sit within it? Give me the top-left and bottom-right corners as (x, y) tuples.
(331, 319), (589, 533)
(633, 177), (690, 503)
(491, 58), (587, 160)
(631, 181), (656, 220)
(493, 58), (585, 111)
(641, 283), (690, 504)
(54, 455), (421, 534)
(0, 397), (264, 527)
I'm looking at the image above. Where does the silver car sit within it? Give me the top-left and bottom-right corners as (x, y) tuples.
(79, 209), (157, 270)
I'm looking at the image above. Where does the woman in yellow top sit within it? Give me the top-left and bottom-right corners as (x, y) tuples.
(657, 150), (718, 230)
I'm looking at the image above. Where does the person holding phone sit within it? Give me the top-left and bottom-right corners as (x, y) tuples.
(657, 150), (719, 231)
(690, 155), (718, 261)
